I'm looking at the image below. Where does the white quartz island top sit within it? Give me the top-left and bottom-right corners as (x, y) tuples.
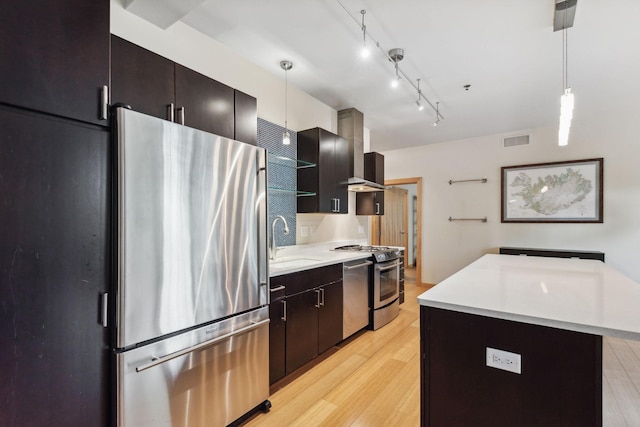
(418, 254), (640, 340)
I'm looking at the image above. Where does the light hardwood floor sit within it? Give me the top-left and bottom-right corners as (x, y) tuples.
(244, 268), (640, 426)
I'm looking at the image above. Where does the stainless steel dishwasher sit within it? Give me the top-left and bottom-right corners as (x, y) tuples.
(343, 259), (373, 339)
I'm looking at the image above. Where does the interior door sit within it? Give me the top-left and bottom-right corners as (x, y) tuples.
(372, 186), (408, 265)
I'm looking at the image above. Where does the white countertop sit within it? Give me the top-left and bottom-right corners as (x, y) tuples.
(418, 254), (640, 340)
(268, 241), (370, 277)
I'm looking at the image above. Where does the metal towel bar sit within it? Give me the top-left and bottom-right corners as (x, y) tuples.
(448, 217), (487, 222)
(449, 178), (487, 185)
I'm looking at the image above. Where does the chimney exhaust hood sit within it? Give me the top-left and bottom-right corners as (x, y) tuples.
(338, 108), (386, 192)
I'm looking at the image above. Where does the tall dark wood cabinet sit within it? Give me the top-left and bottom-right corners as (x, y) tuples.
(0, 0), (110, 125)
(0, 106), (110, 426)
(0, 2), (111, 426)
(110, 35), (175, 120)
(297, 128), (349, 214)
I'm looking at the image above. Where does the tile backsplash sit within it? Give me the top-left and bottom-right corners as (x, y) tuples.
(258, 118), (296, 247)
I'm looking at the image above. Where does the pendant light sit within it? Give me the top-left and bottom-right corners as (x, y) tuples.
(389, 48), (404, 88)
(558, 28), (573, 146)
(360, 10), (370, 59)
(554, 0), (577, 146)
(280, 60), (293, 145)
(433, 102), (441, 127)
(416, 79), (425, 111)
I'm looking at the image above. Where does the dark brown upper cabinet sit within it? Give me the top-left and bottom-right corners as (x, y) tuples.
(234, 90), (258, 145)
(111, 35), (175, 120)
(297, 127), (349, 214)
(0, 0), (110, 125)
(111, 36), (257, 144)
(174, 64), (234, 139)
(356, 152), (386, 215)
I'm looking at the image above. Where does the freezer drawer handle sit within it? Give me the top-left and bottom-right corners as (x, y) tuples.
(344, 261), (373, 270)
(270, 285), (286, 292)
(135, 318), (270, 373)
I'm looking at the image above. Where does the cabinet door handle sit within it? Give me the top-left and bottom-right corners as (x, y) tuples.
(100, 85), (109, 120)
(101, 292), (108, 327)
(167, 103), (175, 122)
(177, 106), (185, 125)
(315, 289), (321, 308)
(320, 288), (325, 307)
(282, 300), (287, 322)
(337, 198), (340, 213)
(375, 202), (380, 215)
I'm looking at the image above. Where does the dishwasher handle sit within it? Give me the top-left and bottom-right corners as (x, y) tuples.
(135, 318), (270, 373)
(344, 260), (373, 270)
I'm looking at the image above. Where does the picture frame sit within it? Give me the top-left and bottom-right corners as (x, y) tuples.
(501, 158), (603, 223)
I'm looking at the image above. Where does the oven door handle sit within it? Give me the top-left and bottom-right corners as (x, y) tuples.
(375, 260), (400, 272)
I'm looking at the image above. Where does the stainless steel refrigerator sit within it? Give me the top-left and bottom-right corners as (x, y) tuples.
(113, 107), (270, 426)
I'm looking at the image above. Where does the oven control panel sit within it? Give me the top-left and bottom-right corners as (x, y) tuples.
(374, 250), (401, 263)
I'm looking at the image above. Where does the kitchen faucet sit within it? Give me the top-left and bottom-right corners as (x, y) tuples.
(269, 215), (290, 259)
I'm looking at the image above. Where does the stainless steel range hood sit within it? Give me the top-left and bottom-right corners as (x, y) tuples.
(338, 108), (386, 192)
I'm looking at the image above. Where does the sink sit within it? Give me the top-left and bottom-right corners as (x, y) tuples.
(270, 256), (323, 269)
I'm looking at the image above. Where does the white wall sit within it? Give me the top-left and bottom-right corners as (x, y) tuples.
(383, 118), (640, 284)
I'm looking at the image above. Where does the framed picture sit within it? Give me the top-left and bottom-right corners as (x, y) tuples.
(501, 158), (603, 223)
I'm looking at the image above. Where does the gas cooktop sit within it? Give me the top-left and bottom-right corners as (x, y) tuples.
(333, 245), (401, 263)
(334, 245), (393, 252)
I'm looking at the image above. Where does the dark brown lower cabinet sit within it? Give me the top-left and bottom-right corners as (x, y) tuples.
(0, 105), (110, 426)
(317, 280), (343, 353)
(421, 306), (602, 427)
(285, 289), (320, 374)
(269, 264), (343, 384)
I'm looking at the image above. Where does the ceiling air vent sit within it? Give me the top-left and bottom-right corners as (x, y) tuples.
(503, 135), (530, 148)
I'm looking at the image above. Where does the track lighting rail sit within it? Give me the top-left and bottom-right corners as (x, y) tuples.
(336, 0), (444, 122)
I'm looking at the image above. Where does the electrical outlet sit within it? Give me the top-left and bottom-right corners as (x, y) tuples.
(486, 347), (521, 374)
(358, 226), (364, 234)
(300, 226), (309, 237)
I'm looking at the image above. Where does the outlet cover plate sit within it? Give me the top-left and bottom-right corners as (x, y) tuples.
(486, 347), (522, 374)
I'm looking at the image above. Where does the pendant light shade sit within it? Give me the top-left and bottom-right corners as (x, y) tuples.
(280, 60), (293, 145)
(555, 1), (577, 146)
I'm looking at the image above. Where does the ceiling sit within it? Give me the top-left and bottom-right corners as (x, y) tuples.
(123, 0), (640, 151)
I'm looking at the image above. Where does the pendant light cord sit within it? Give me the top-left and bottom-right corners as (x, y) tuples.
(284, 67), (288, 132)
(562, 28), (568, 91)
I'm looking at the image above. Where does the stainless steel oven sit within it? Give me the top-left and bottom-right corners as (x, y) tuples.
(373, 259), (400, 309)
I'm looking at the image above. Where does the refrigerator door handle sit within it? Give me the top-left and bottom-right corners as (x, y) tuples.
(257, 151), (268, 305)
(135, 318), (270, 373)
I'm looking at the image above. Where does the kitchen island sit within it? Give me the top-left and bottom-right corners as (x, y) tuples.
(418, 254), (640, 427)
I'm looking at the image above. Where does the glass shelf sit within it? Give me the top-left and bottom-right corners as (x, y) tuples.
(267, 153), (316, 169)
(268, 187), (316, 197)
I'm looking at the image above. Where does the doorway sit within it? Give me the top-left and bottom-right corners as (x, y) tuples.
(371, 177), (422, 286)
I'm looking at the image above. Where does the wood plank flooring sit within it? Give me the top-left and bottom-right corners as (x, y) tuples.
(244, 268), (640, 426)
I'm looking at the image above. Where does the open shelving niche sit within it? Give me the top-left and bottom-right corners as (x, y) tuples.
(267, 152), (316, 197)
